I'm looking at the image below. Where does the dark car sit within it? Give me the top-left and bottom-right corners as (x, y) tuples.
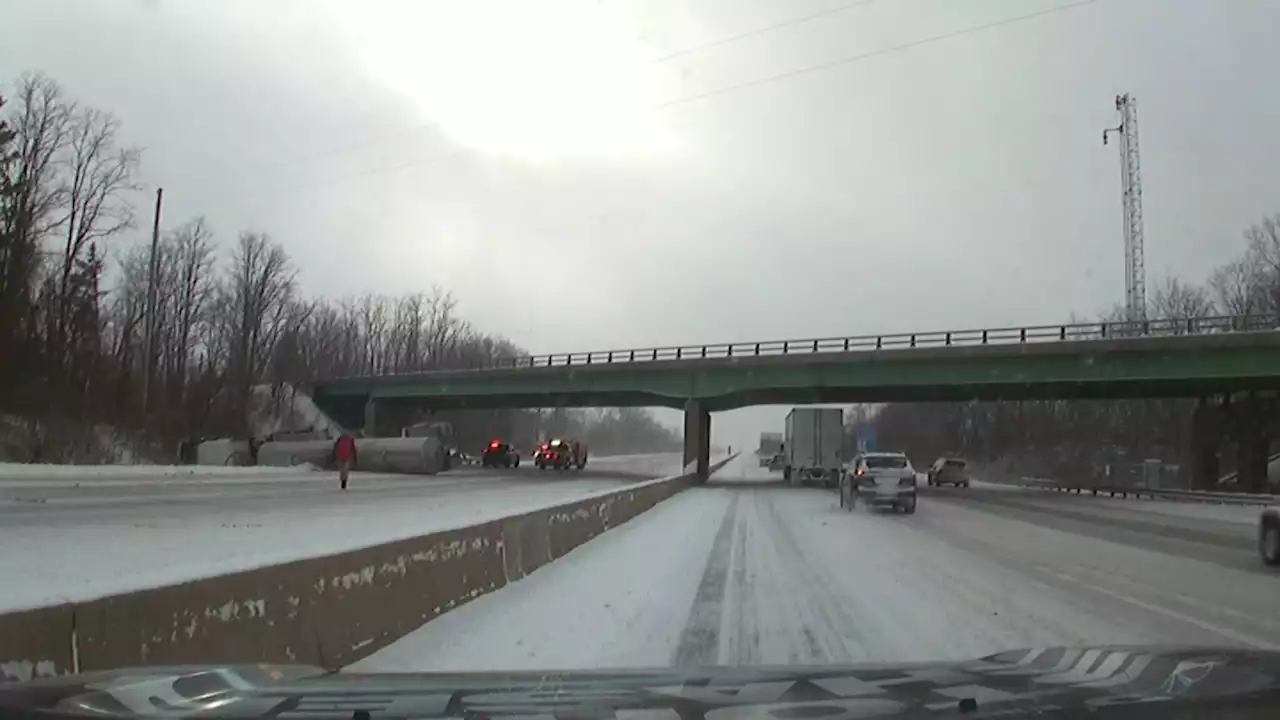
(481, 440), (521, 468)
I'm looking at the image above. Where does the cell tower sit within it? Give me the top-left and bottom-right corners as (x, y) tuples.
(1103, 93), (1147, 322)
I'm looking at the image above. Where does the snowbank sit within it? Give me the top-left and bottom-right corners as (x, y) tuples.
(0, 462), (310, 480)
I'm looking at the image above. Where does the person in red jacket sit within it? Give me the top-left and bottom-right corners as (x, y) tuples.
(334, 433), (358, 490)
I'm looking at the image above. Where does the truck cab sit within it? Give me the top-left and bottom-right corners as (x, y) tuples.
(400, 420), (457, 470)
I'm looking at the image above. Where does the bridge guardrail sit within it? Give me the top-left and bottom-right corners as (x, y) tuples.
(329, 313), (1278, 377)
(1019, 479), (1277, 507)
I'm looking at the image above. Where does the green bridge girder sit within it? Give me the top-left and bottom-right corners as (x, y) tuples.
(310, 330), (1280, 427)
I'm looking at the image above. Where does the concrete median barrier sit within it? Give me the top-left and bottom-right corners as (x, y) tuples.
(0, 455), (735, 679)
(0, 605), (76, 682)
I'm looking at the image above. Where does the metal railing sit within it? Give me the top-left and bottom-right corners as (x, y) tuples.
(1019, 479), (1277, 507)
(341, 313), (1279, 378)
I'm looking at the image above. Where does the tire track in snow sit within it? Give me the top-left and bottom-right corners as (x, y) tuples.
(728, 497), (760, 665)
(674, 493), (739, 666)
(755, 489), (863, 663)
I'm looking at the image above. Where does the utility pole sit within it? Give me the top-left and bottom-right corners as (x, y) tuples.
(1102, 93), (1147, 324)
(142, 187), (163, 413)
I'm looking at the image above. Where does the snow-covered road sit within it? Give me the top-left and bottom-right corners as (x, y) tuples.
(0, 453), (685, 613)
(353, 453), (1277, 672)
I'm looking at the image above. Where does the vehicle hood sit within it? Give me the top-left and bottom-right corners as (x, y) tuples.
(4, 646), (1280, 719)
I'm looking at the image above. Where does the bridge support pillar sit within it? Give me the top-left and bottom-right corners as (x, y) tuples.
(683, 399), (710, 481)
(363, 397), (378, 437)
(1236, 395), (1271, 493)
(1190, 398), (1220, 490)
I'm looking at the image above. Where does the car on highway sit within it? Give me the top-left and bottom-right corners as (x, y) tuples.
(535, 438), (588, 471)
(927, 456), (971, 487)
(840, 452), (917, 514)
(481, 440), (521, 468)
(1262, 507), (1280, 567)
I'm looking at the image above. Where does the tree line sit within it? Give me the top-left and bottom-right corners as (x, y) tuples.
(852, 214), (1280, 490)
(0, 71), (680, 462)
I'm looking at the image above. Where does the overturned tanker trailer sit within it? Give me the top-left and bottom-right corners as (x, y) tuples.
(256, 436), (449, 475)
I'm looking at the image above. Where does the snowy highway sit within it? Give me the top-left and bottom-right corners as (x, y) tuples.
(0, 453), (685, 614)
(353, 453), (1277, 673)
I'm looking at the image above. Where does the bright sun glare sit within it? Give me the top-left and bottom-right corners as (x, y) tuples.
(345, 0), (675, 160)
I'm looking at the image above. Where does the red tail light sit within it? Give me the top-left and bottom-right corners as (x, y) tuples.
(490, 441), (501, 448)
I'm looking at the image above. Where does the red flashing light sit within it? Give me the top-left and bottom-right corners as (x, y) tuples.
(490, 441), (501, 448)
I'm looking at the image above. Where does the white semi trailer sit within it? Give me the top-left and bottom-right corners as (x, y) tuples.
(784, 407), (845, 487)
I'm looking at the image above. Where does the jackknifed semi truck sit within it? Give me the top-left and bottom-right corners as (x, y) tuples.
(757, 432), (784, 466)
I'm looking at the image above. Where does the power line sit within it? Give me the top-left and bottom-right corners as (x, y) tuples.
(234, 0), (1099, 199)
(224, 120), (443, 190)
(230, 1), (883, 183)
(232, 146), (472, 215)
(654, 0), (1098, 111)
(649, 0), (881, 63)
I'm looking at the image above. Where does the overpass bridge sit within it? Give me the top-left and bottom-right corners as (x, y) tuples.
(310, 315), (1280, 485)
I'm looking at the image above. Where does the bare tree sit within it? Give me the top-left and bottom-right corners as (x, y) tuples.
(1148, 276), (1215, 331)
(2, 72), (70, 246)
(56, 105), (140, 356)
(0, 73), (72, 407)
(357, 293), (390, 374)
(164, 217), (215, 401)
(389, 293), (422, 372)
(103, 240), (149, 370)
(1243, 214), (1280, 312)
(423, 288), (469, 368)
(1208, 256), (1267, 320)
(225, 231), (294, 433)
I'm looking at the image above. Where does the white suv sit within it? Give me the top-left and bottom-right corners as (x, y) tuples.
(841, 452), (917, 514)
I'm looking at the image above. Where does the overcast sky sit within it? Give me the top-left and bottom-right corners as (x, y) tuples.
(3, 0), (1278, 449)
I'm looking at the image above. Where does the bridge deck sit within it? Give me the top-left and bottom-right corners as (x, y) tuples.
(311, 316), (1280, 422)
